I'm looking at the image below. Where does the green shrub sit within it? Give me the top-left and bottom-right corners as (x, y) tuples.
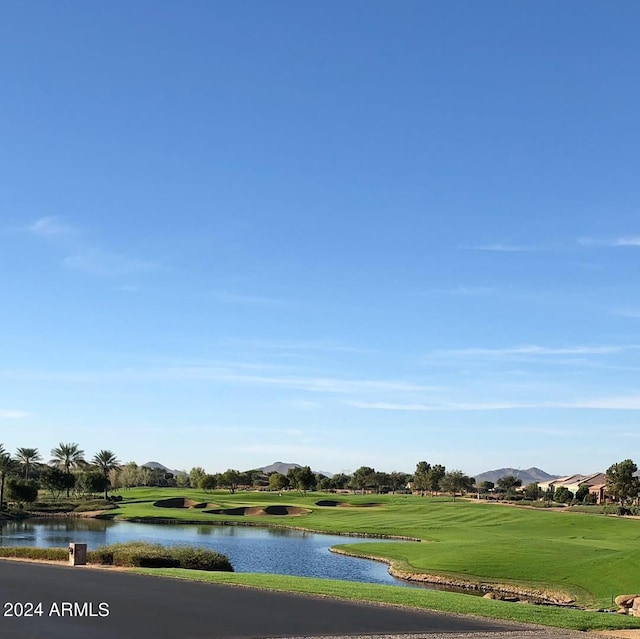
(88, 546), (114, 565)
(171, 546), (233, 571)
(0, 542), (232, 572)
(7, 479), (39, 503)
(87, 542), (233, 571)
(0, 547), (67, 561)
(29, 501), (76, 513)
(520, 500), (554, 508)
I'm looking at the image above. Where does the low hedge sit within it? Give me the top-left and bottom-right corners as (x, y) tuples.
(88, 542), (233, 571)
(0, 542), (233, 572)
(0, 547), (68, 561)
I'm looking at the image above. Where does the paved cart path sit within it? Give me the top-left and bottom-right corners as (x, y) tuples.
(0, 560), (588, 639)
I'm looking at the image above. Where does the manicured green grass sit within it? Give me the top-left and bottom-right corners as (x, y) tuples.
(105, 488), (640, 609)
(131, 568), (640, 631)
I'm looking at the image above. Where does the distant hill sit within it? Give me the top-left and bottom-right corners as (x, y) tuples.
(142, 461), (181, 476)
(259, 461), (333, 478)
(473, 467), (559, 486)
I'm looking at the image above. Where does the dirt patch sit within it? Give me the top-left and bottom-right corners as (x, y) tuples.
(153, 498), (218, 509)
(204, 505), (310, 517)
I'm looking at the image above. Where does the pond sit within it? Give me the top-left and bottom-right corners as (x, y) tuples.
(0, 518), (423, 589)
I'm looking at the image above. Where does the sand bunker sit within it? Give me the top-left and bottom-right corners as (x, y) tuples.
(315, 500), (381, 508)
(204, 505), (310, 517)
(153, 497), (218, 509)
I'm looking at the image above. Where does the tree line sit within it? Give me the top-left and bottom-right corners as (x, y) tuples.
(2, 442), (639, 509)
(0, 443), (119, 508)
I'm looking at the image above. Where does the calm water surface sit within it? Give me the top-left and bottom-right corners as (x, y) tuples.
(0, 518), (419, 588)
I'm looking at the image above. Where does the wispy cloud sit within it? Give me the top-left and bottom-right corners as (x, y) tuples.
(0, 409), (30, 418)
(211, 292), (285, 306)
(347, 400), (538, 411)
(0, 366), (442, 395)
(613, 310), (640, 319)
(614, 237), (640, 246)
(29, 216), (77, 237)
(196, 425), (308, 437)
(418, 286), (495, 296)
(62, 250), (158, 277)
(27, 217), (159, 278)
(149, 367), (441, 395)
(0, 365), (435, 398)
(579, 236), (640, 247)
(432, 344), (634, 358)
(348, 395), (640, 411)
(464, 243), (536, 253)
(226, 338), (373, 354)
(574, 395), (640, 410)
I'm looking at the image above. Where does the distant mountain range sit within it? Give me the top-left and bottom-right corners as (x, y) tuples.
(473, 467), (559, 486)
(141, 460), (333, 478)
(143, 460), (562, 485)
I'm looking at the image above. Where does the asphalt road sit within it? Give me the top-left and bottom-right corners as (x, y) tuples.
(0, 561), (571, 639)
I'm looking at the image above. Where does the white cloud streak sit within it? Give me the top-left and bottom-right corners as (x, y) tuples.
(464, 243), (536, 252)
(0, 409), (30, 418)
(419, 286), (495, 296)
(0, 366), (442, 395)
(62, 250), (158, 277)
(579, 236), (640, 248)
(432, 344), (635, 358)
(27, 217), (159, 278)
(347, 395), (640, 411)
(29, 216), (77, 236)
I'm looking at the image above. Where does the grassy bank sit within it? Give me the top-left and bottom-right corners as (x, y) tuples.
(131, 568), (640, 631)
(101, 488), (640, 609)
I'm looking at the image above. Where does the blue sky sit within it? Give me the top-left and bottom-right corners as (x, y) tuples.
(1, 2), (639, 477)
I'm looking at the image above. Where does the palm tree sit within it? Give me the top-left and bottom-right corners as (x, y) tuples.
(0, 452), (17, 511)
(92, 450), (121, 499)
(15, 447), (42, 479)
(50, 443), (85, 497)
